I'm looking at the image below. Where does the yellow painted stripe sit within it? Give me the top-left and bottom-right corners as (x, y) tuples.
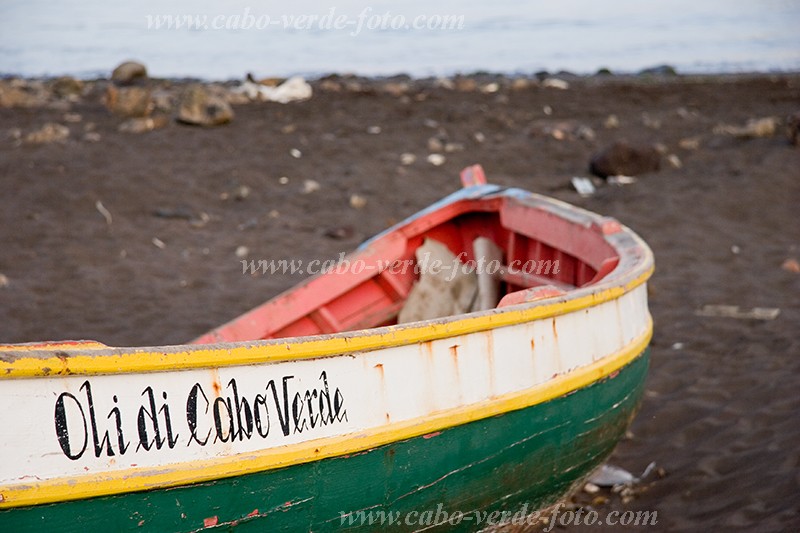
(0, 321), (652, 508)
(0, 266), (653, 379)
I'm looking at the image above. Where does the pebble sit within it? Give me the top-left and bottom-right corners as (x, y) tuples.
(349, 194), (367, 209)
(590, 141), (661, 178)
(444, 142), (464, 153)
(367, 126), (381, 134)
(278, 176), (289, 185)
(666, 154), (683, 169)
(0, 273), (9, 288)
(679, 137), (701, 150)
(427, 137), (444, 152)
(604, 114), (620, 129)
(106, 86), (153, 118)
(51, 77), (84, 99)
(542, 105), (553, 116)
(481, 82), (500, 93)
(290, 148), (302, 158)
(235, 246), (249, 258)
(25, 123), (69, 143)
(63, 113), (82, 123)
(542, 78), (569, 90)
(152, 237), (166, 249)
(233, 185), (251, 201)
(118, 116), (168, 134)
(302, 179), (321, 194)
(473, 132), (486, 143)
(176, 85), (234, 126)
(427, 154), (446, 166)
(583, 483), (600, 494)
(83, 132), (101, 143)
(782, 258), (800, 273)
(400, 153), (416, 165)
(111, 61), (148, 85)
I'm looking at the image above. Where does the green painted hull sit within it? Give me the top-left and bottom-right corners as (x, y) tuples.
(0, 350), (649, 532)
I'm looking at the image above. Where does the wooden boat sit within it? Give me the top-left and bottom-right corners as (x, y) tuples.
(0, 166), (653, 531)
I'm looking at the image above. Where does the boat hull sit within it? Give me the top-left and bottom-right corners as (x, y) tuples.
(0, 350), (649, 532)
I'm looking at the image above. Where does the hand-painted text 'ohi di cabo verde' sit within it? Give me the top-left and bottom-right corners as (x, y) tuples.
(53, 371), (348, 461)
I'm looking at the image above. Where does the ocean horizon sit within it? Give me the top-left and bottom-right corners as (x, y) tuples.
(2, 0), (799, 80)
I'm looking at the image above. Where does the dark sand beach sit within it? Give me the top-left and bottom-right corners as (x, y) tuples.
(1, 72), (799, 530)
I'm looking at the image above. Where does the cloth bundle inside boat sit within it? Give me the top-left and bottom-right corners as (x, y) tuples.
(398, 237), (503, 323)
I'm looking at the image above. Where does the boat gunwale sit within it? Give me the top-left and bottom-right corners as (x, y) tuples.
(0, 186), (654, 378)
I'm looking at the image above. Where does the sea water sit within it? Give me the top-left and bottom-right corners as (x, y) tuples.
(1, 0), (799, 79)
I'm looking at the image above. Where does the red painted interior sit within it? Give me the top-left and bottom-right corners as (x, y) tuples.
(193, 192), (619, 344)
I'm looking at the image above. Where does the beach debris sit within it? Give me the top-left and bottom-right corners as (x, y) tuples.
(679, 136), (701, 150)
(105, 86), (153, 117)
(400, 153), (416, 165)
(235, 246), (249, 258)
(290, 148), (302, 158)
(695, 305), (780, 320)
(542, 78), (569, 90)
(234, 76), (312, 103)
(302, 179), (320, 194)
(714, 117), (778, 138)
(604, 114), (620, 129)
(349, 194), (367, 209)
(666, 154), (683, 169)
(51, 76), (84, 99)
(111, 61), (148, 85)
(152, 237), (166, 249)
(118, 116), (168, 134)
(607, 175), (638, 185)
(427, 153), (446, 166)
(176, 85), (233, 126)
(25, 122), (69, 143)
(781, 258), (800, 273)
(588, 462), (657, 489)
(590, 140), (661, 178)
(0, 273), (9, 288)
(427, 137), (444, 152)
(788, 112), (800, 146)
(571, 177), (596, 197)
(95, 201), (113, 225)
(398, 239), (478, 324)
(583, 482), (600, 494)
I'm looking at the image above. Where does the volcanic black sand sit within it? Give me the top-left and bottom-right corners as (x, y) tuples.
(1, 72), (798, 531)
